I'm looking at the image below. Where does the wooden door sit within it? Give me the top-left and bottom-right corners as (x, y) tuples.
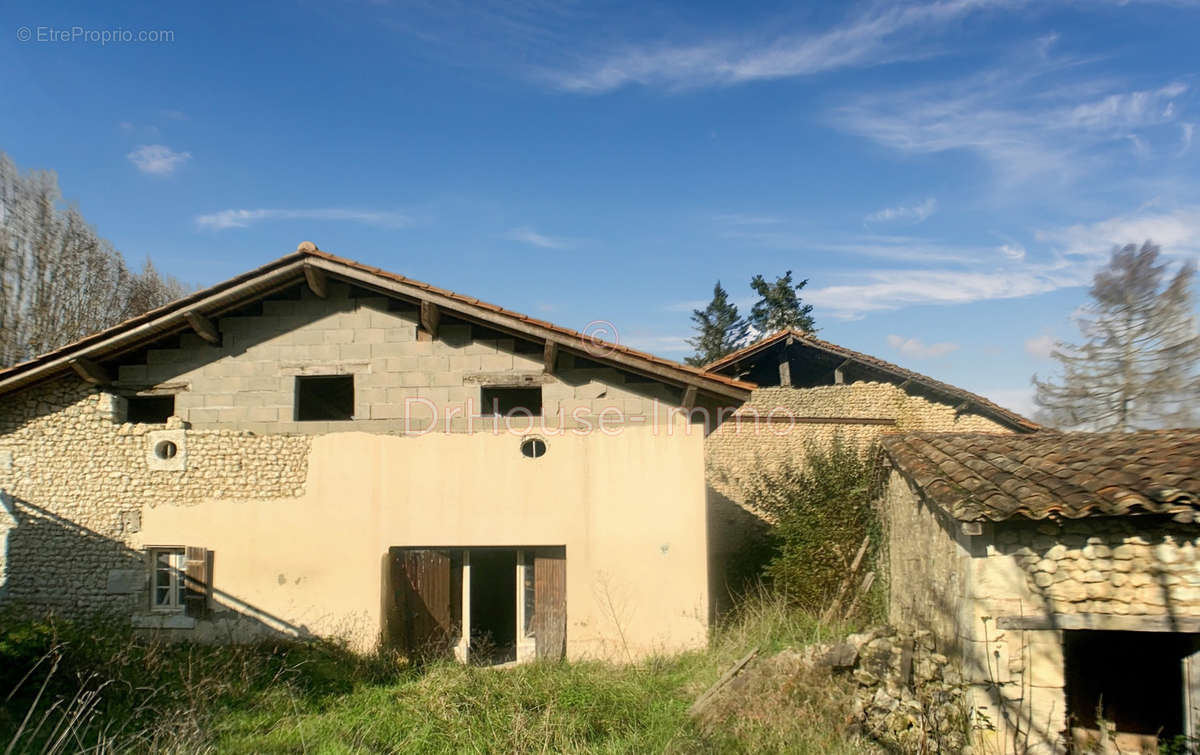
(396, 549), (454, 660)
(1185, 646), (1200, 748)
(533, 549), (566, 660)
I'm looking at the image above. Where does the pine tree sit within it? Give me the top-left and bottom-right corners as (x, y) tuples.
(1033, 241), (1200, 431)
(685, 281), (748, 367)
(748, 270), (815, 335)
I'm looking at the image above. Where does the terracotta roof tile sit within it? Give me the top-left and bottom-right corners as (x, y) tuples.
(882, 429), (1200, 522)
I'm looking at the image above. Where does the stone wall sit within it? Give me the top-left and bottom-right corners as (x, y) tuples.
(126, 282), (680, 434)
(0, 376), (310, 623)
(882, 470), (967, 647)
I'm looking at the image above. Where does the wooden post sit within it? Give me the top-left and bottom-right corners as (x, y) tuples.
(681, 385), (697, 411)
(543, 341), (558, 375)
(834, 358), (852, 385)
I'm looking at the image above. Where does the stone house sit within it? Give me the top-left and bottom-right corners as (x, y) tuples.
(880, 430), (1200, 753)
(700, 330), (1037, 605)
(0, 244), (1033, 664)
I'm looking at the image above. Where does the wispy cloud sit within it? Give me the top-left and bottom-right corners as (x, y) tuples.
(1025, 333), (1055, 358)
(196, 208), (414, 230)
(541, 0), (1025, 92)
(887, 334), (960, 358)
(621, 334), (692, 354)
(835, 50), (1190, 185)
(502, 226), (574, 249)
(721, 226), (975, 263)
(127, 144), (191, 176)
(865, 197), (938, 223)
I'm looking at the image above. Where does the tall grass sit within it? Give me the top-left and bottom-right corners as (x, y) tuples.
(2, 593), (874, 754)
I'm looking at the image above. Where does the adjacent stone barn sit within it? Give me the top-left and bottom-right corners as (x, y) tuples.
(881, 430), (1200, 754)
(701, 330), (1037, 606)
(0, 245), (756, 663)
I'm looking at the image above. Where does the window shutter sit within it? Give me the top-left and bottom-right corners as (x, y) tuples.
(184, 546), (210, 618)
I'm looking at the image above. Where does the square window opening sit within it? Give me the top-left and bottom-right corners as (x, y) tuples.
(295, 375), (355, 421)
(127, 395), (175, 424)
(480, 387), (542, 417)
(150, 547), (186, 612)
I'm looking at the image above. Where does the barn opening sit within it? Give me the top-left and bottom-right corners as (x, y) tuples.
(1064, 630), (1200, 751)
(469, 549), (517, 664)
(385, 546), (565, 665)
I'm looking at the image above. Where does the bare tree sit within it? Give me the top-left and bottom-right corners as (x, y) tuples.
(0, 151), (188, 368)
(1033, 241), (1199, 431)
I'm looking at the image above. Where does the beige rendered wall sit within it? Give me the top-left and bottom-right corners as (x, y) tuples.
(135, 426), (710, 659)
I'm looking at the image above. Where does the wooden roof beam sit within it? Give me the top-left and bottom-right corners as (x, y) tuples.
(69, 357), (111, 386)
(419, 301), (441, 340)
(543, 340), (558, 375)
(183, 311), (220, 345)
(834, 358), (853, 385)
(303, 265), (327, 298)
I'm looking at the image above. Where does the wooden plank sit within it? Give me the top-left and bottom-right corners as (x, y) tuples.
(462, 371), (554, 386)
(303, 265), (327, 298)
(997, 614), (1200, 633)
(419, 301), (441, 340)
(681, 385), (698, 411)
(543, 341), (558, 375)
(534, 550), (567, 660)
(822, 536), (870, 623)
(729, 414), (897, 426)
(1186, 648), (1200, 745)
(688, 648), (759, 718)
(843, 571), (875, 619)
(401, 549), (454, 659)
(184, 546), (210, 618)
(68, 358), (111, 386)
(183, 311), (220, 345)
(778, 356), (792, 387)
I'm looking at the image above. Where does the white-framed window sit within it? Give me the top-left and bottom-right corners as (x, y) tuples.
(150, 547), (186, 611)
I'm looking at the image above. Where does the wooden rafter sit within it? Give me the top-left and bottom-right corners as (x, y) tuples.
(183, 311), (220, 345)
(69, 358), (111, 386)
(303, 265), (327, 298)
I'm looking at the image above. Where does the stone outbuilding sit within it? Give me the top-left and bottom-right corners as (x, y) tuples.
(880, 430), (1200, 754)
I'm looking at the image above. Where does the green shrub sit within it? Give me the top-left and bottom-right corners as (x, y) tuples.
(740, 435), (884, 613)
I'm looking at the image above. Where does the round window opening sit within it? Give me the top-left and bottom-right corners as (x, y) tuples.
(520, 437), (547, 459)
(154, 440), (178, 460)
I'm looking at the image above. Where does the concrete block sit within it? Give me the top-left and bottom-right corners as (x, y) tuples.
(247, 407), (281, 422)
(384, 326), (417, 342)
(384, 356), (420, 372)
(186, 407), (220, 424)
(262, 300), (297, 316)
(324, 329), (354, 345)
(339, 344), (372, 361)
(479, 354), (514, 371)
(428, 371), (462, 387)
(371, 343), (412, 359)
(418, 356), (451, 373)
(146, 429), (187, 471)
(118, 364), (149, 382)
(356, 329), (386, 344)
(448, 355), (483, 372)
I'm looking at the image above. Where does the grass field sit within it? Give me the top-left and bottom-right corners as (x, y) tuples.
(0, 593), (873, 754)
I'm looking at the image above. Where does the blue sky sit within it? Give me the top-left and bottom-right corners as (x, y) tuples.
(3, 0), (1199, 416)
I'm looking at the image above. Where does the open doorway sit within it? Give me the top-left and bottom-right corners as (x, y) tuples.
(384, 546), (566, 666)
(1065, 630), (1200, 752)
(468, 549), (517, 664)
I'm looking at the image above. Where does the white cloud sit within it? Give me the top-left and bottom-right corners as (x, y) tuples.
(886, 334), (960, 358)
(980, 386), (1037, 417)
(865, 197), (938, 223)
(1035, 206), (1200, 258)
(1182, 123), (1195, 155)
(1025, 334), (1056, 359)
(541, 0), (1025, 92)
(621, 334), (692, 354)
(502, 227), (573, 249)
(999, 243), (1026, 260)
(127, 144), (190, 176)
(196, 208), (413, 230)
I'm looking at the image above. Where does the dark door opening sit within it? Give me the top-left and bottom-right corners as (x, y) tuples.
(1065, 630), (1200, 752)
(469, 549), (517, 664)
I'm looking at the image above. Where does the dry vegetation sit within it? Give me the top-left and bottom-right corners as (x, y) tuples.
(0, 592), (878, 754)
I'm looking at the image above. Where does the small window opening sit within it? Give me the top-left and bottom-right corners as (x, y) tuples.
(481, 387), (542, 417)
(127, 395), (175, 424)
(520, 437), (547, 458)
(150, 547), (186, 611)
(295, 375), (355, 421)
